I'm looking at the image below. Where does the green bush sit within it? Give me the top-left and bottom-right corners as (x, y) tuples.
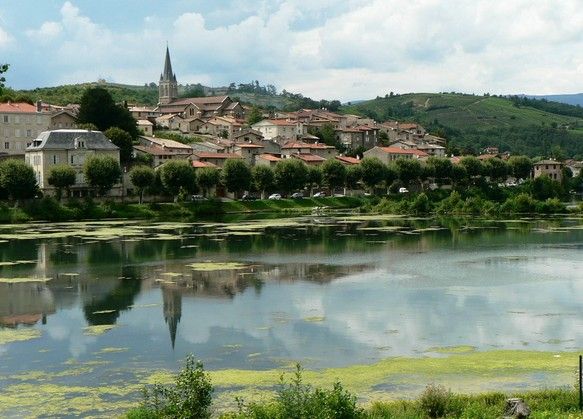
(234, 364), (362, 419)
(139, 355), (213, 419)
(419, 384), (452, 418)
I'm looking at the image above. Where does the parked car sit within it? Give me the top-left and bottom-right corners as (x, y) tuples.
(268, 193), (282, 200)
(191, 194), (207, 201)
(241, 193), (258, 201)
(291, 192), (303, 199)
(398, 187), (409, 194)
(313, 192), (326, 198)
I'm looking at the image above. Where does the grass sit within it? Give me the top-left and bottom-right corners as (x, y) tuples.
(125, 351), (583, 418)
(0, 196), (367, 224)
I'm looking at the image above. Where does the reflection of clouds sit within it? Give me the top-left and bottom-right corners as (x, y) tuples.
(135, 243), (583, 366)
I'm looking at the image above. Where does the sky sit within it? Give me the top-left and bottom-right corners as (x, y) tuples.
(1, 0), (583, 101)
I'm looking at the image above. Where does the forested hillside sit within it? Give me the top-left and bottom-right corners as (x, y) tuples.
(342, 93), (583, 158)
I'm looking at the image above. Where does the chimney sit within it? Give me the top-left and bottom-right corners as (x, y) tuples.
(36, 100), (42, 113)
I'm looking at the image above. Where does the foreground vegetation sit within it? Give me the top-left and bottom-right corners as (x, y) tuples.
(127, 356), (583, 419)
(0, 196), (366, 223)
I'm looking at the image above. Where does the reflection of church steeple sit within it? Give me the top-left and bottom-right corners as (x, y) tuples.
(163, 287), (182, 349)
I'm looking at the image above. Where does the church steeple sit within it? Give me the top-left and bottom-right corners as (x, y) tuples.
(158, 46), (178, 105)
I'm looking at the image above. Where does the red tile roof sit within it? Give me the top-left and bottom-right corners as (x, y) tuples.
(0, 102), (38, 113)
(191, 160), (218, 168)
(235, 143), (264, 148)
(292, 153), (326, 162)
(258, 153), (281, 162)
(380, 147), (418, 154)
(193, 152), (242, 159)
(282, 141), (311, 149)
(336, 156), (360, 165)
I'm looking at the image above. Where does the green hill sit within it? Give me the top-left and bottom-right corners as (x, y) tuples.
(342, 93), (583, 158)
(11, 82), (160, 106)
(9, 82), (330, 111)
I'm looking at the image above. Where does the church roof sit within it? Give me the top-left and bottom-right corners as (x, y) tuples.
(161, 46), (176, 82)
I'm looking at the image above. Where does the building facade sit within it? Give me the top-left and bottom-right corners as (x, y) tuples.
(25, 130), (120, 197)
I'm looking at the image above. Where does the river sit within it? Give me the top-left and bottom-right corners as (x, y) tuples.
(0, 214), (582, 417)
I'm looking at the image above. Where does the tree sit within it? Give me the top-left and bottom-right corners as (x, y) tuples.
(345, 165), (363, 192)
(395, 158), (422, 188)
(252, 165), (274, 199)
(0, 159), (37, 201)
(246, 106), (263, 126)
(309, 123), (337, 147)
(530, 175), (561, 200)
(83, 156), (122, 196)
(222, 159), (251, 197)
(274, 159), (308, 196)
(385, 163), (399, 192)
(104, 127), (133, 165)
(0, 63), (8, 93)
(77, 87), (139, 138)
(460, 156), (484, 178)
(378, 131), (390, 146)
(483, 158), (509, 182)
(426, 157), (452, 182)
(196, 167), (220, 197)
(160, 160), (196, 201)
(321, 159), (346, 192)
(508, 156), (533, 180)
(47, 165), (76, 200)
(129, 165), (155, 204)
(450, 164), (468, 188)
(360, 157), (386, 192)
(306, 165), (322, 196)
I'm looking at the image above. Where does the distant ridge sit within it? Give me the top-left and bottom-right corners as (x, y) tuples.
(523, 93), (583, 107)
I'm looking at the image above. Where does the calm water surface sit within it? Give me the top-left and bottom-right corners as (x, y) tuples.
(0, 214), (582, 415)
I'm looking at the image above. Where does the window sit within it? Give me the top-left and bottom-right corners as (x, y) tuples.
(71, 155), (74, 164)
(26, 130), (31, 137)
(15, 129), (20, 138)
(53, 155), (58, 165)
(3, 116), (7, 123)
(4, 142), (8, 149)
(14, 116), (19, 124)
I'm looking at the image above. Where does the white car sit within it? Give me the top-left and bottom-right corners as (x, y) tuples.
(313, 192), (326, 198)
(398, 187), (409, 193)
(268, 193), (282, 200)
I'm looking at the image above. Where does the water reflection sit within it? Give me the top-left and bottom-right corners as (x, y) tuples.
(0, 216), (582, 374)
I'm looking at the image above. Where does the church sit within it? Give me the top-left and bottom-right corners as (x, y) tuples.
(155, 46), (245, 120)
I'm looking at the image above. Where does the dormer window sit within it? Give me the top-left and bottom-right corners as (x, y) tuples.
(74, 138), (86, 149)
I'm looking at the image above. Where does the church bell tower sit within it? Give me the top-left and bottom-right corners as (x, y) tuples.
(158, 46), (178, 105)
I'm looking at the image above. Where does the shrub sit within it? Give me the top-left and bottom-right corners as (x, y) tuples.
(140, 355), (213, 419)
(235, 364), (362, 419)
(419, 384), (452, 418)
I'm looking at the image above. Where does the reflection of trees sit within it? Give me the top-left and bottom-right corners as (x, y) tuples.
(83, 266), (142, 325)
(87, 241), (122, 265)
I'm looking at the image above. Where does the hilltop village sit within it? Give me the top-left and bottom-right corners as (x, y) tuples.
(0, 48), (578, 201)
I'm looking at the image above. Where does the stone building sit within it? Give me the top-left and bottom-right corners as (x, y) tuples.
(25, 129), (120, 197)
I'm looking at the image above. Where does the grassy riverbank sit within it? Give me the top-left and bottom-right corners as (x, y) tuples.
(124, 349), (583, 418)
(0, 188), (581, 224)
(0, 196), (367, 223)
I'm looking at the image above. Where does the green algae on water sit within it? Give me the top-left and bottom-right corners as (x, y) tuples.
(0, 328), (41, 344)
(188, 262), (249, 271)
(83, 324), (116, 336)
(0, 277), (51, 284)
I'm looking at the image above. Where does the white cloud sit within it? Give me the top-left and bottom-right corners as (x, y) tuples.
(26, 21), (62, 41)
(15, 0), (583, 99)
(0, 25), (13, 49)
